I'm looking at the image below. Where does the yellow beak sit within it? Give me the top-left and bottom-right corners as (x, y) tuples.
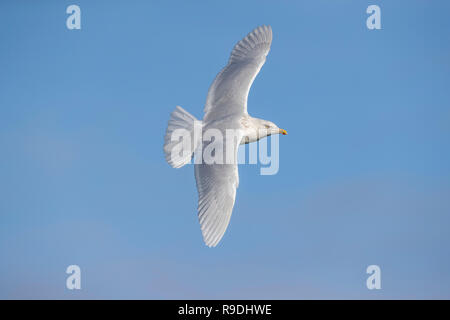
(279, 129), (287, 135)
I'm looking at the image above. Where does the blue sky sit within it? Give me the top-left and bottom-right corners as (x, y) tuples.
(0, 0), (449, 299)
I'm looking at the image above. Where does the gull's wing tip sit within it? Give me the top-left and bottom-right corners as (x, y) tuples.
(229, 24), (273, 64)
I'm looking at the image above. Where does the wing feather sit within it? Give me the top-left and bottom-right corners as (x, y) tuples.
(195, 127), (242, 247)
(203, 25), (272, 122)
(195, 163), (238, 247)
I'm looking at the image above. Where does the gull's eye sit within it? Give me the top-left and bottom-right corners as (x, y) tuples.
(264, 124), (271, 129)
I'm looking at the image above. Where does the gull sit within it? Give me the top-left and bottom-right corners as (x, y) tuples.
(163, 25), (287, 247)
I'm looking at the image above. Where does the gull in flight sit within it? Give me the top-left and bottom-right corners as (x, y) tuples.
(164, 25), (287, 247)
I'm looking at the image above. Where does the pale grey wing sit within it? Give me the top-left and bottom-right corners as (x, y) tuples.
(195, 163), (238, 247)
(203, 25), (272, 123)
(194, 128), (242, 247)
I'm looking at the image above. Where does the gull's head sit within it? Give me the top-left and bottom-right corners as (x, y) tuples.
(259, 120), (288, 137)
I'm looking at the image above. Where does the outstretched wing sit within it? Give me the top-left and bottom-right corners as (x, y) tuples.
(194, 125), (243, 247)
(195, 162), (238, 247)
(203, 25), (272, 123)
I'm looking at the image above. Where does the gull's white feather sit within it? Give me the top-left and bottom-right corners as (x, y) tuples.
(203, 25), (272, 123)
(163, 106), (201, 168)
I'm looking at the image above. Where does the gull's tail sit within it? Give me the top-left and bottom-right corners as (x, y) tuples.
(164, 106), (202, 168)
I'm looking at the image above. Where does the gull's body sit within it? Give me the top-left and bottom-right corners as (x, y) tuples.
(164, 26), (286, 247)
